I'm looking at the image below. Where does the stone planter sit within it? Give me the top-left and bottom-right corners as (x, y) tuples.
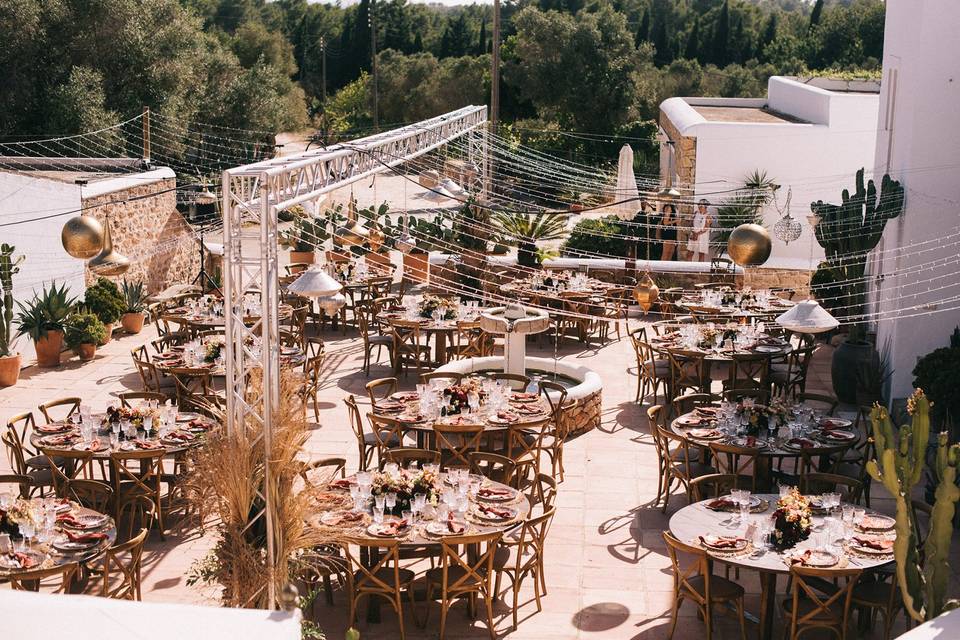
(35, 330), (64, 368)
(121, 312), (145, 334)
(289, 250), (315, 265)
(403, 250), (429, 283)
(0, 353), (21, 387)
(100, 323), (115, 345)
(77, 343), (97, 361)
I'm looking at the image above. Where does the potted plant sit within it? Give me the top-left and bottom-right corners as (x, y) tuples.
(287, 213), (332, 265)
(84, 277), (125, 344)
(120, 278), (147, 334)
(15, 281), (76, 368)
(65, 312), (106, 361)
(0, 244), (24, 386)
(810, 169), (904, 404)
(493, 209), (570, 268)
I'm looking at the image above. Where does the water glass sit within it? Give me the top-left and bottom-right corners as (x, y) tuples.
(384, 462), (400, 478)
(385, 492), (397, 515)
(0, 533), (10, 553)
(374, 494), (386, 513)
(401, 510), (412, 525)
(373, 505), (384, 524)
(778, 483), (793, 498)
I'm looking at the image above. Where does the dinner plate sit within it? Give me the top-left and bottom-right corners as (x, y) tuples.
(800, 550), (839, 568)
(53, 535), (104, 552)
(510, 393), (539, 403)
(366, 521), (410, 538)
(687, 428), (723, 440)
(487, 414), (518, 425)
(320, 511), (366, 527)
(60, 513), (110, 531)
(851, 538), (895, 555)
(176, 412), (200, 423)
(39, 434), (79, 446)
(819, 418), (853, 429)
(425, 521), (468, 537)
(754, 345), (783, 353)
(390, 392), (419, 402)
(36, 423), (74, 434)
(857, 514), (896, 532)
(700, 535), (748, 552)
(475, 486), (519, 503)
(782, 439), (818, 451)
(819, 429), (856, 442)
(73, 441), (108, 452)
(0, 549), (45, 570)
(730, 437), (768, 449)
(471, 504), (518, 522)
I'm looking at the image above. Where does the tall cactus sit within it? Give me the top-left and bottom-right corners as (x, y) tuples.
(0, 244), (24, 357)
(867, 389), (960, 621)
(810, 169), (904, 339)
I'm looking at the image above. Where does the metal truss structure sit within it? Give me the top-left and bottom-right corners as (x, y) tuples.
(220, 106), (488, 607)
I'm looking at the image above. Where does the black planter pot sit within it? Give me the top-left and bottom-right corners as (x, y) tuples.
(831, 339), (878, 405)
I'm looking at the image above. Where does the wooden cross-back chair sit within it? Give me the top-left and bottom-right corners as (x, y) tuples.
(662, 531), (747, 640)
(98, 527), (148, 600)
(656, 425), (715, 513)
(448, 321), (492, 360)
(725, 352), (770, 394)
(381, 448), (440, 471)
(38, 397), (81, 424)
(506, 417), (550, 472)
(344, 395), (376, 471)
(391, 319), (432, 377)
(299, 457), (347, 488)
(425, 530), (503, 640)
(771, 345), (815, 398)
(366, 414), (410, 465)
(42, 448), (96, 496)
(7, 563), (78, 593)
(666, 349), (710, 397)
(366, 377), (398, 408)
(782, 565), (861, 640)
(708, 442), (760, 492)
(64, 478), (113, 513)
(419, 371), (464, 386)
(342, 536), (417, 640)
(468, 452), (516, 486)
(494, 506), (556, 631)
(110, 449), (166, 540)
(356, 307), (393, 374)
(630, 329), (669, 404)
(432, 422), (485, 470)
(689, 473), (738, 502)
(131, 355), (163, 393)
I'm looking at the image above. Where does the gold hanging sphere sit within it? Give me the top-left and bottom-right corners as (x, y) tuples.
(87, 218), (130, 276)
(727, 223), (772, 267)
(61, 214), (104, 259)
(633, 273), (660, 313)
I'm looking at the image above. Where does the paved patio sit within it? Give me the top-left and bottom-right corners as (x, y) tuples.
(0, 314), (926, 638)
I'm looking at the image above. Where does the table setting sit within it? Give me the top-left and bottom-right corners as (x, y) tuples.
(679, 287), (795, 318)
(0, 495), (116, 579)
(310, 464), (528, 543)
(153, 335), (304, 376)
(651, 322), (791, 360)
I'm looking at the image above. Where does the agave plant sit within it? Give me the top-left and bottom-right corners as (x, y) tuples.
(15, 281), (77, 343)
(121, 278), (147, 314)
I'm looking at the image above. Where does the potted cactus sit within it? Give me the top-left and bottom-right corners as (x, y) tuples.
(15, 281), (76, 367)
(120, 278), (147, 334)
(810, 169), (904, 404)
(867, 390), (960, 622)
(0, 244), (24, 386)
(65, 312), (107, 361)
(84, 277), (124, 344)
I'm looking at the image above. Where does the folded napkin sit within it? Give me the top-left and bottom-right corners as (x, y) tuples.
(742, 436), (758, 448)
(375, 401), (403, 412)
(477, 504), (513, 519)
(135, 440), (164, 450)
(56, 514), (84, 528)
(64, 530), (108, 544)
(689, 428), (720, 438)
(699, 535), (744, 549)
(819, 419), (847, 429)
(788, 437), (816, 449)
(706, 498), (737, 511)
(446, 518), (466, 534)
(4, 551), (37, 569)
(329, 479), (353, 490)
(853, 536), (894, 552)
(495, 411), (519, 423)
(338, 511), (364, 524)
(381, 519), (408, 536)
(695, 407), (718, 417)
(821, 429), (854, 440)
(511, 392), (538, 401)
(478, 487), (513, 499)
(514, 405), (542, 416)
(789, 550), (820, 566)
(188, 419), (211, 431)
(165, 431), (195, 442)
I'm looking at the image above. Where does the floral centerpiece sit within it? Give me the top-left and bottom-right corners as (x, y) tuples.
(735, 399), (793, 436)
(441, 376), (484, 415)
(0, 498), (34, 539)
(369, 467), (441, 512)
(698, 326), (739, 349)
(203, 336), (225, 363)
(418, 294), (458, 320)
(105, 405), (160, 427)
(770, 488), (812, 549)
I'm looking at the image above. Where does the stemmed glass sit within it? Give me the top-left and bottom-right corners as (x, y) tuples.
(385, 492), (397, 517)
(467, 391), (480, 415)
(413, 493), (427, 523)
(19, 518), (35, 551)
(373, 494), (386, 524)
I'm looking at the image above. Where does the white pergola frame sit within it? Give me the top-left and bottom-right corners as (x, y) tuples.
(220, 106), (488, 606)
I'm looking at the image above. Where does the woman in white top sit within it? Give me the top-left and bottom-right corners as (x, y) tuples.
(687, 199), (713, 262)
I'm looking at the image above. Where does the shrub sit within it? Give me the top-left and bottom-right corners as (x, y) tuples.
(84, 277), (125, 324)
(561, 216), (629, 258)
(912, 327), (960, 431)
(65, 312), (107, 349)
(810, 261), (844, 313)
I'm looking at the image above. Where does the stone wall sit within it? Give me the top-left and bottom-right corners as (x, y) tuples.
(737, 267), (813, 297)
(658, 109), (698, 260)
(81, 178), (199, 293)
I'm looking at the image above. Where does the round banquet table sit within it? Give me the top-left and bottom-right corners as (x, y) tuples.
(151, 345), (306, 378)
(373, 390), (552, 451)
(163, 303), (294, 330)
(0, 497), (117, 590)
(650, 332), (793, 364)
(676, 296), (796, 320)
(670, 408), (861, 490)
(382, 309), (487, 368)
(669, 494), (894, 640)
(310, 471), (532, 623)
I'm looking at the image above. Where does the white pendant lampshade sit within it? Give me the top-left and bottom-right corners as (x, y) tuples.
(318, 292), (347, 316)
(288, 266), (342, 297)
(775, 300), (838, 334)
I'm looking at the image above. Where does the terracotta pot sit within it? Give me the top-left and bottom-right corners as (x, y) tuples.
(402, 250), (429, 283)
(100, 323), (114, 345)
(35, 330), (64, 368)
(0, 353), (21, 387)
(121, 312), (145, 334)
(77, 343), (97, 361)
(289, 250), (316, 265)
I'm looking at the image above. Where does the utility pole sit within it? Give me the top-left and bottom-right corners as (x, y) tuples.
(142, 106), (151, 164)
(320, 36), (327, 104)
(369, 0), (379, 132)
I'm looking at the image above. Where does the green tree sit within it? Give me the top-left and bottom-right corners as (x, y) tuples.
(635, 9), (649, 46)
(684, 18), (700, 61)
(809, 0), (824, 30)
(711, 0), (730, 67)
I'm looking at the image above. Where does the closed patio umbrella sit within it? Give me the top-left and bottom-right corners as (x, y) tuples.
(613, 144), (640, 220)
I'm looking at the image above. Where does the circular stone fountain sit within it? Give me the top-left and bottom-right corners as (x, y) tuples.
(436, 305), (603, 435)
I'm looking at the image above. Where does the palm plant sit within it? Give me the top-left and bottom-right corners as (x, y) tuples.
(492, 210), (570, 268)
(715, 169), (776, 244)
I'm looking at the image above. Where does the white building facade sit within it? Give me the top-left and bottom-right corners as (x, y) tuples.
(872, 0), (960, 399)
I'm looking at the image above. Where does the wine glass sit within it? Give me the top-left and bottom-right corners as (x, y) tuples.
(19, 519), (35, 550)
(385, 492), (397, 517)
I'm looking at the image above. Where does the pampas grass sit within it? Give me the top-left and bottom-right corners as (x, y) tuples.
(188, 368), (344, 608)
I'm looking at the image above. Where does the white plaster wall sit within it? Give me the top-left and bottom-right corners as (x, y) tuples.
(874, 0), (960, 399)
(0, 172), (85, 362)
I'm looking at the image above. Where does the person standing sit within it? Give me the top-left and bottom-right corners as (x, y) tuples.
(687, 198), (713, 262)
(658, 203), (679, 261)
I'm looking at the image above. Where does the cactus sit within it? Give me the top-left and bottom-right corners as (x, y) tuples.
(0, 245), (24, 357)
(866, 389), (960, 622)
(810, 169), (904, 340)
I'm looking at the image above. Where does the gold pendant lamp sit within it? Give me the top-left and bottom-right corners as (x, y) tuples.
(87, 216), (130, 276)
(727, 223), (772, 267)
(334, 194), (368, 247)
(633, 272), (660, 313)
(61, 213), (104, 259)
